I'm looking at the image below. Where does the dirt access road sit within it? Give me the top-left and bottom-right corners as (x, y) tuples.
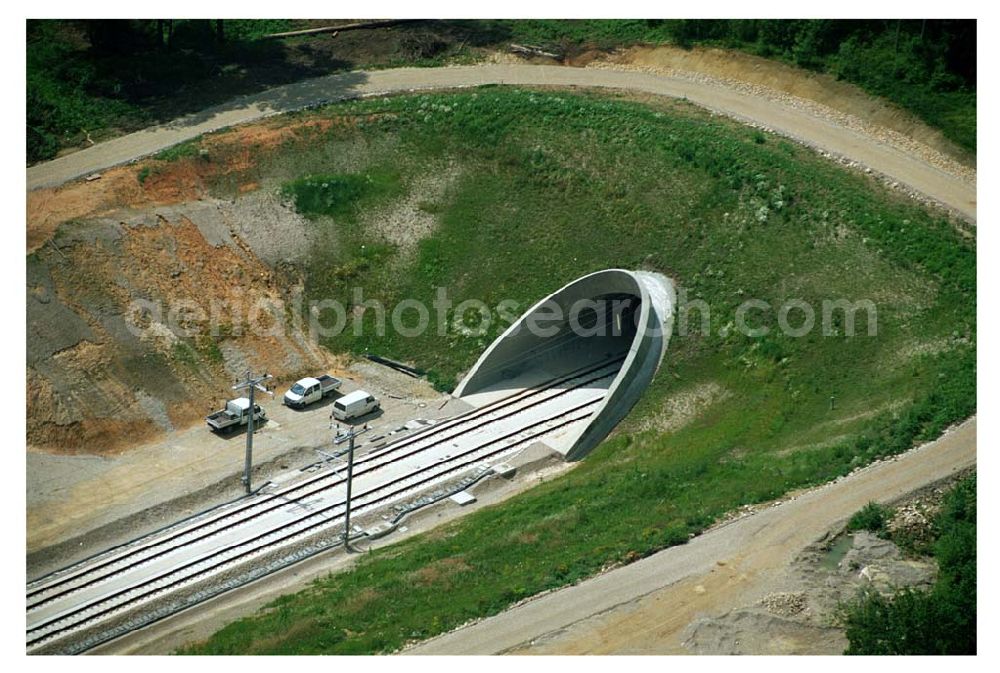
(407, 417), (976, 655)
(26, 63), (976, 222)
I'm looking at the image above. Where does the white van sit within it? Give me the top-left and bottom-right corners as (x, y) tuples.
(332, 389), (380, 421)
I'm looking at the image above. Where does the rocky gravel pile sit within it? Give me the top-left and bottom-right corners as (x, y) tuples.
(889, 501), (937, 538)
(683, 529), (936, 654)
(760, 591), (808, 617)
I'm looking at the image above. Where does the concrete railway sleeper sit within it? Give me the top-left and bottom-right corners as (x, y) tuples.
(27, 398), (602, 650)
(27, 355), (624, 608)
(28, 393), (605, 640)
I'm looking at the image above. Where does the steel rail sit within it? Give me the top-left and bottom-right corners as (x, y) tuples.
(27, 355), (624, 606)
(28, 377), (610, 625)
(27, 398), (601, 648)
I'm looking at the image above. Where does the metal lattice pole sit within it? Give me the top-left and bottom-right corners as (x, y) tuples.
(244, 382), (255, 494)
(343, 431), (356, 550)
(336, 423), (369, 551)
(232, 370), (272, 494)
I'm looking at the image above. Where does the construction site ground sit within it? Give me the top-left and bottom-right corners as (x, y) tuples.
(28, 362), (463, 577)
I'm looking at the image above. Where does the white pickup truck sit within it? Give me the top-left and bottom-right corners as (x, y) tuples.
(282, 375), (342, 409)
(206, 397), (267, 433)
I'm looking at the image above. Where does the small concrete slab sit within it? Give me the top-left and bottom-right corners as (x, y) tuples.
(449, 491), (477, 506)
(491, 463), (516, 478)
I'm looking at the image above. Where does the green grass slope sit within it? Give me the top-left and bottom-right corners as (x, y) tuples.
(183, 88), (975, 654)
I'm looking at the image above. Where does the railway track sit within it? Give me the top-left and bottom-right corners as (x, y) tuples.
(28, 355), (623, 603)
(26, 355), (624, 652)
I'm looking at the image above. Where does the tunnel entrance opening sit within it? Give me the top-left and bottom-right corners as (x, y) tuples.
(456, 292), (642, 408)
(453, 269), (674, 460)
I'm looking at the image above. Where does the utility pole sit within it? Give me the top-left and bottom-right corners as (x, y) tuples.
(333, 421), (370, 551)
(233, 370), (272, 495)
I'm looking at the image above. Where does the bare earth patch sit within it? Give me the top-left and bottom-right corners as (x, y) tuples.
(638, 381), (731, 434)
(363, 162), (462, 261)
(26, 113), (380, 255)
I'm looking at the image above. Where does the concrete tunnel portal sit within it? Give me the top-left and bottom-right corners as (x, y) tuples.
(454, 269), (676, 461)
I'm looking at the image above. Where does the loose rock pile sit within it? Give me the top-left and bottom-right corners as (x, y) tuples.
(760, 591), (808, 617)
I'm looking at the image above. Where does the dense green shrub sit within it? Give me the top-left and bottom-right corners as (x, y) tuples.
(26, 19), (294, 163)
(27, 21), (142, 162)
(280, 171), (402, 220)
(847, 502), (892, 535)
(493, 19), (976, 152)
(843, 476), (976, 654)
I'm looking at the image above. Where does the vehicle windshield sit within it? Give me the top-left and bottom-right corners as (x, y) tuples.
(290, 383), (306, 395)
(334, 401), (346, 411)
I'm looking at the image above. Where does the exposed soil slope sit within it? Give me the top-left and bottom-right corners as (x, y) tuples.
(602, 45), (974, 169)
(27, 128), (342, 453)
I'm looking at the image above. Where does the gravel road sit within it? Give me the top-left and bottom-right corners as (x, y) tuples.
(26, 64), (976, 222)
(405, 417), (976, 655)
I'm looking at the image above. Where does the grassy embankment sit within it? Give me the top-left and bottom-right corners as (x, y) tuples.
(168, 87), (976, 653)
